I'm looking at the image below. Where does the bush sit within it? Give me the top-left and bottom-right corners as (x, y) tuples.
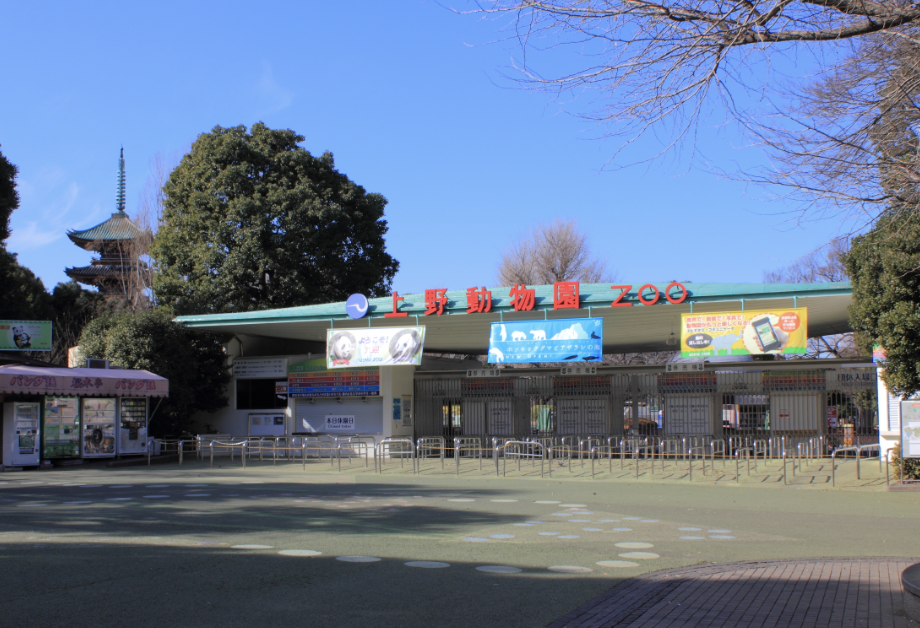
(889, 442), (920, 480)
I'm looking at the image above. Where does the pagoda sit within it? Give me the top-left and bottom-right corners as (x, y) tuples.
(65, 149), (152, 295)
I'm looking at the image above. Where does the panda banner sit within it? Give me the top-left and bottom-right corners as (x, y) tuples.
(326, 326), (426, 368)
(488, 318), (603, 364)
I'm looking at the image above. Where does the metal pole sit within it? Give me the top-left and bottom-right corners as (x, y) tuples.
(456, 442), (460, 477)
(783, 449), (787, 485)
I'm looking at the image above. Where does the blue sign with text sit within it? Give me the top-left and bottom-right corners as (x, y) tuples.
(487, 318), (603, 364)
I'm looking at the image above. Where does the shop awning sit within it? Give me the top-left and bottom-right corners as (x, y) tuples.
(0, 365), (169, 397)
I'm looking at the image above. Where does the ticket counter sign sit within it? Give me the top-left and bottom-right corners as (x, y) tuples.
(680, 308), (807, 358)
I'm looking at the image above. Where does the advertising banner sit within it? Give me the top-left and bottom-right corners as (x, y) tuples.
(487, 318), (602, 364)
(326, 327), (425, 368)
(901, 401), (920, 458)
(680, 308), (808, 358)
(0, 321), (52, 351)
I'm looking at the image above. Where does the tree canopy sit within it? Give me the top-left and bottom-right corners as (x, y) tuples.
(151, 123), (399, 315)
(498, 218), (609, 285)
(845, 211), (920, 396)
(0, 149), (53, 324)
(473, 2), (920, 228)
(0, 147), (18, 244)
(79, 309), (230, 436)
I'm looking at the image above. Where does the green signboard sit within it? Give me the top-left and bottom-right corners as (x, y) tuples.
(0, 320), (52, 351)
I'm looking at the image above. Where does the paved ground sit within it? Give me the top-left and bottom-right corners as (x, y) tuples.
(548, 558), (918, 627)
(0, 458), (916, 628)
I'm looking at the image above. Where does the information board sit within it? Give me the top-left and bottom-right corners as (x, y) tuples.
(901, 401), (920, 458)
(233, 358), (287, 379)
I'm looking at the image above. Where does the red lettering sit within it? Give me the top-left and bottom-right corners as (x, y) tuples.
(466, 287), (492, 313)
(610, 285), (633, 307)
(638, 284), (659, 306)
(424, 288), (448, 316)
(509, 284), (535, 312)
(665, 281), (688, 304)
(553, 281), (580, 310)
(384, 292), (408, 318)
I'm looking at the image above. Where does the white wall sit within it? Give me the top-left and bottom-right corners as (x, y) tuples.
(877, 368), (900, 458)
(381, 365), (416, 439)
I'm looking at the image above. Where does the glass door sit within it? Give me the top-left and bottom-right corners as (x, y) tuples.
(82, 398), (116, 457)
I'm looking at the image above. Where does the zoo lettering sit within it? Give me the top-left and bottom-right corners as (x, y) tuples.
(383, 281), (688, 317)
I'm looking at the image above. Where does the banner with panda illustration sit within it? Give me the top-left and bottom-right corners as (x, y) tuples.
(326, 326), (426, 368)
(487, 318), (603, 364)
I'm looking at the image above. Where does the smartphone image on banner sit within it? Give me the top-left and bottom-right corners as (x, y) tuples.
(751, 316), (783, 352)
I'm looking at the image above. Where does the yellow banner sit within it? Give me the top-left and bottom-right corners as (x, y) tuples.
(680, 308), (808, 358)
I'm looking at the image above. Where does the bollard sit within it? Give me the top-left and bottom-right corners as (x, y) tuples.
(178, 440), (185, 466)
(456, 442), (460, 477)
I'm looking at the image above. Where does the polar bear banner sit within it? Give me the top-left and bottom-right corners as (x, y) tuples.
(488, 318), (603, 364)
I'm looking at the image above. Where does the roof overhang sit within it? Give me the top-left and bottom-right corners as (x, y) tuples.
(175, 282), (854, 355)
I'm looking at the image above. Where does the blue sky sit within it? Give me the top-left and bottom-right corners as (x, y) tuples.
(2, 1), (849, 296)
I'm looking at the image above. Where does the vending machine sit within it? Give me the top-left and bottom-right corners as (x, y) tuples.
(82, 398), (116, 458)
(118, 398), (148, 455)
(2, 402), (41, 467)
(42, 397), (81, 459)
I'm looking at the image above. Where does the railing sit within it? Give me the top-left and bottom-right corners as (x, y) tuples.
(337, 441), (372, 471)
(454, 437), (484, 473)
(208, 440), (248, 467)
(416, 436), (446, 472)
(496, 440), (545, 477)
(376, 438), (415, 473)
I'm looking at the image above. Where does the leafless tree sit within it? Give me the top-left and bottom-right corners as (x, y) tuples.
(465, 2), (920, 229)
(603, 351), (677, 366)
(498, 218), (611, 284)
(764, 237), (860, 358)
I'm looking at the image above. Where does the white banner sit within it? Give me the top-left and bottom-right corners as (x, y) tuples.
(327, 327), (425, 368)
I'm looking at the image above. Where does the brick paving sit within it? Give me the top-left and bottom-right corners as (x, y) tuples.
(547, 558), (919, 628)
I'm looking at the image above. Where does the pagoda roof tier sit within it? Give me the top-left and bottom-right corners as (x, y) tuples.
(65, 264), (148, 280)
(67, 211), (150, 251)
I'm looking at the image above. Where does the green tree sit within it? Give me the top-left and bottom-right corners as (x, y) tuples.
(79, 309), (230, 436)
(48, 280), (107, 365)
(0, 149), (53, 325)
(0, 147), (18, 243)
(0, 248), (54, 321)
(845, 211), (920, 396)
(151, 123), (399, 315)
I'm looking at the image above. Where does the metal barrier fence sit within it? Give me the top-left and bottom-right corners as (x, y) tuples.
(146, 432), (890, 488)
